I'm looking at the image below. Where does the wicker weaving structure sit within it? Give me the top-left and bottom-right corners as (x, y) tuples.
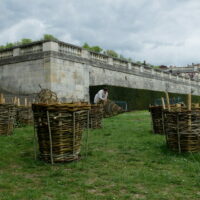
(0, 104), (16, 135)
(149, 104), (186, 135)
(149, 106), (164, 134)
(164, 110), (200, 153)
(103, 100), (124, 118)
(37, 88), (58, 104)
(16, 106), (33, 126)
(90, 104), (103, 129)
(32, 103), (91, 163)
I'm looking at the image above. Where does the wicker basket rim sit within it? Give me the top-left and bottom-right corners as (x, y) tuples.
(32, 103), (91, 111)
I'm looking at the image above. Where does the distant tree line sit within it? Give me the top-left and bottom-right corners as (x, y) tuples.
(0, 34), (58, 50)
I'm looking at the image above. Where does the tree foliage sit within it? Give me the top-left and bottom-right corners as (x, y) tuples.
(105, 50), (118, 58)
(0, 34), (58, 50)
(82, 43), (102, 53)
(90, 46), (102, 53)
(82, 43), (90, 49)
(43, 34), (58, 41)
(21, 38), (32, 44)
(0, 36), (141, 65)
(82, 42), (134, 62)
(0, 42), (16, 50)
(0, 38), (33, 50)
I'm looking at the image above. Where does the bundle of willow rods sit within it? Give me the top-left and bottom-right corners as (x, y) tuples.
(103, 100), (124, 118)
(37, 88), (58, 104)
(149, 106), (164, 134)
(16, 106), (33, 126)
(0, 104), (16, 135)
(90, 104), (103, 129)
(32, 103), (91, 163)
(164, 110), (200, 153)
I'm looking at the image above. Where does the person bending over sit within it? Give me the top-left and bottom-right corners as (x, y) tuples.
(94, 88), (108, 104)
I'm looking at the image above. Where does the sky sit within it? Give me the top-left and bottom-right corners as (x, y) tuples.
(0, 0), (200, 66)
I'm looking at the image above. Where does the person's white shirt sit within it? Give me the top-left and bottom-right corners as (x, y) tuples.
(94, 89), (108, 104)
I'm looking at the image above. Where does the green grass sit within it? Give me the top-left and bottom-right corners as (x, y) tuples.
(1, 111), (200, 200)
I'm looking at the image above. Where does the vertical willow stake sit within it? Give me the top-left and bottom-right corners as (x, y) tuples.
(85, 110), (90, 158)
(188, 93), (192, 111)
(149, 105), (155, 134)
(7, 108), (10, 136)
(47, 110), (54, 164)
(33, 121), (37, 160)
(0, 94), (2, 104)
(188, 93), (192, 131)
(177, 113), (181, 153)
(73, 112), (76, 157)
(165, 92), (170, 111)
(161, 97), (166, 110)
(162, 111), (166, 136)
(161, 97), (166, 136)
(25, 98), (27, 107)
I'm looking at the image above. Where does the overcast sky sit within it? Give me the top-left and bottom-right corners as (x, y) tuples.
(0, 0), (200, 66)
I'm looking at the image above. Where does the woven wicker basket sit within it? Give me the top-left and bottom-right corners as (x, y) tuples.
(16, 106), (33, 126)
(149, 106), (164, 134)
(32, 103), (91, 163)
(103, 100), (124, 118)
(149, 104), (186, 135)
(0, 104), (16, 136)
(90, 104), (103, 129)
(164, 110), (200, 153)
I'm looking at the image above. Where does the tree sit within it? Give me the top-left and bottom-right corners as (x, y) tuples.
(82, 42), (135, 62)
(21, 38), (32, 44)
(136, 61), (142, 65)
(90, 46), (102, 53)
(127, 57), (132, 62)
(5, 43), (14, 49)
(105, 50), (118, 58)
(43, 34), (58, 41)
(82, 43), (90, 50)
(82, 42), (102, 53)
(119, 54), (127, 61)
(0, 34), (59, 50)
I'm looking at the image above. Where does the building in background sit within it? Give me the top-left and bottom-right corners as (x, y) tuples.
(159, 63), (200, 80)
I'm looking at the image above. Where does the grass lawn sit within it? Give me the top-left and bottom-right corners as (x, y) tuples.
(1, 111), (200, 200)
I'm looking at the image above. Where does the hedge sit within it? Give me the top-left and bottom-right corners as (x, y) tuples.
(89, 85), (200, 111)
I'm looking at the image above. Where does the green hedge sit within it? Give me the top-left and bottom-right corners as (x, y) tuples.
(89, 85), (200, 110)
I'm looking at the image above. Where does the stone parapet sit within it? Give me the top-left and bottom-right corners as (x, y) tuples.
(0, 40), (199, 99)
